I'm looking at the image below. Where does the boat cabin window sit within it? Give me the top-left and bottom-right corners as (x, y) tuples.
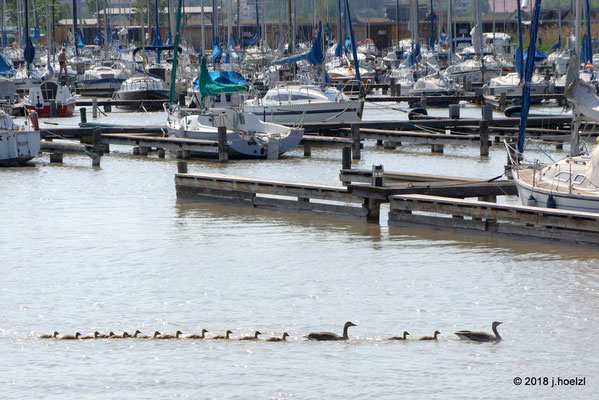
(225, 94), (231, 102)
(290, 94), (313, 101)
(573, 174), (585, 184)
(215, 94), (221, 102)
(556, 171), (571, 182)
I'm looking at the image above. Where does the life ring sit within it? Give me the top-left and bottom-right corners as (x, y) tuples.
(585, 62), (594, 70)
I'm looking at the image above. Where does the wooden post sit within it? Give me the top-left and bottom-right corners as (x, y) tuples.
(384, 141), (397, 149)
(139, 147), (149, 156)
(482, 104), (493, 121)
(382, 85), (388, 95)
(351, 124), (361, 160)
(92, 98), (98, 118)
(104, 103), (112, 112)
(394, 83), (401, 98)
(177, 161), (188, 173)
(431, 144), (444, 153)
(218, 126), (228, 162)
(420, 93), (427, 108)
(389, 77), (396, 96)
(92, 128), (102, 166)
(80, 107), (87, 123)
(158, 149), (166, 158)
(480, 120), (489, 156)
(304, 143), (312, 157)
(363, 198), (382, 223)
(132, 147), (140, 155)
(376, 140), (383, 146)
(342, 146), (352, 170)
(449, 104), (460, 119)
(49, 153), (63, 163)
(178, 93), (186, 106)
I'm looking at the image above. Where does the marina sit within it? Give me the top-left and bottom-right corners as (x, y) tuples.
(1, 0), (598, 398)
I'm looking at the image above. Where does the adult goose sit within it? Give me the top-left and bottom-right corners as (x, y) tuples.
(305, 321), (357, 341)
(265, 332), (289, 342)
(186, 329), (209, 339)
(239, 331), (262, 341)
(131, 330), (142, 338)
(388, 331), (410, 340)
(60, 332), (82, 340)
(39, 331), (59, 339)
(159, 330), (183, 339)
(212, 330), (233, 340)
(455, 321), (503, 342)
(419, 331), (440, 340)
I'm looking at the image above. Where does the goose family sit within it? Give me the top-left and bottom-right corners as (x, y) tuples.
(455, 321), (503, 342)
(306, 321), (357, 341)
(36, 322), (503, 343)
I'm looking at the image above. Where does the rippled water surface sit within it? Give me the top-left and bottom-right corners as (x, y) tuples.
(1, 102), (597, 399)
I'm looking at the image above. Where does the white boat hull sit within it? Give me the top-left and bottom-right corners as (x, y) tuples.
(244, 101), (361, 124)
(0, 130), (41, 167)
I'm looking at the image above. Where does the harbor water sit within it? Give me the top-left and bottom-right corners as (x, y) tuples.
(1, 103), (597, 399)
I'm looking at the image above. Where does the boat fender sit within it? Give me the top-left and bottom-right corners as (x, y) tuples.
(526, 194), (536, 207)
(408, 108), (428, 120)
(546, 194), (557, 208)
(28, 111), (39, 131)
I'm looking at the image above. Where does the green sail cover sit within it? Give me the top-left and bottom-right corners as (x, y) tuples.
(198, 57), (247, 98)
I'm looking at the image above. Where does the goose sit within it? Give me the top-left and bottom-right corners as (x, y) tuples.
(265, 332), (289, 342)
(159, 330), (183, 339)
(131, 330), (142, 338)
(305, 321), (357, 341)
(60, 332), (82, 340)
(139, 331), (161, 339)
(388, 331), (410, 340)
(455, 321), (503, 342)
(419, 331), (441, 340)
(94, 332), (111, 338)
(212, 330), (233, 340)
(239, 331), (262, 341)
(186, 329), (209, 339)
(39, 331), (59, 339)
(80, 331), (101, 340)
(110, 331), (131, 339)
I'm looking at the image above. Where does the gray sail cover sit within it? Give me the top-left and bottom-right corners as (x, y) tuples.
(565, 54), (599, 121)
(471, 0), (483, 55)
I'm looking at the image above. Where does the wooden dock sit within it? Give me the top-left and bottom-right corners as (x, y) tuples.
(388, 194), (599, 246)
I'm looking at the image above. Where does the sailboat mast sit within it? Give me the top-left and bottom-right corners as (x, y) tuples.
(575, 0), (581, 54)
(447, 0), (452, 64)
(72, 0), (78, 56)
(200, 1), (205, 55)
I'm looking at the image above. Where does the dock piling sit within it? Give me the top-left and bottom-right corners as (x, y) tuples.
(480, 120), (490, 156)
(49, 153), (63, 163)
(218, 126), (228, 163)
(49, 100), (57, 117)
(449, 104), (460, 119)
(158, 149), (166, 158)
(304, 143), (312, 157)
(482, 104), (493, 121)
(351, 124), (361, 160)
(177, 161), (188, 173)
(80, 107), (87, 123)
(389, 78), (396, 96)
(92, 98), (98, 118)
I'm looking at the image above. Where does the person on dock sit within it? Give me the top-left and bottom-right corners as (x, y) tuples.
(58, 48), (68, 80)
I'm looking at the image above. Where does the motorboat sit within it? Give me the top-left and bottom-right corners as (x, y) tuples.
(445, 59), (501, 84)
(115, 76), (169, 111)
(487, 72), (553, 96)
(244, 85), (362, 124)
(166, 107), (303, 159)
(77, 62), (128, 97)
(0, 110), (40, 167)
(24, 81), (76, 117)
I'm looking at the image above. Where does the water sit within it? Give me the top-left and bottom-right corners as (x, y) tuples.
(1, 103), (597, 399)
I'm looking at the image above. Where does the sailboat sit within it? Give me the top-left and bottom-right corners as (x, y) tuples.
(508, 0), (599, 213)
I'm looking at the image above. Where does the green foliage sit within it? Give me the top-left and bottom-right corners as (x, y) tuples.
(4, 0), (72, 34)
(132, 0), (169, 26)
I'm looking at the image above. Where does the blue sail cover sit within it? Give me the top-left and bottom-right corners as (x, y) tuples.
(517, 0), (542, 154)
(429, 0), (435, 48)
(24, 36), (35, 65)
(271, 22), (323, 65)
(583, 0), (593, 64)
(94, 32), (102, 45)
(152, 0), (163, 47)
(523, 49), (547, 62)
(32, 0), (41, 41)
(0, 53), (14, 76)
(2, 30), (7, 47)
(408, 43), (421, 66)
(335, 0), (343, 56)
(77, 30), (85, 48)
(344, 0), (361, 89)
(212, 0), (221, 62)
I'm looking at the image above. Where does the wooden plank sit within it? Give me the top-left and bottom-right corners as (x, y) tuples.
(175, 173), (359, 202)
(348, 181), (517, 200)
(339, 169), (481, 184)
(102, 134), (219, 152)
(390, 195), (599, 232)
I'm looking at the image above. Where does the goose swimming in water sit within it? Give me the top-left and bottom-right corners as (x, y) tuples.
(212, 330), (233, 340)
(94, 332), (111, 338)
(239, 331), (262, 341)
(186, 329), (209, 339)
(60, 332), (82, 340)
(110, 331), (131, 339)
(39, 331), (59, 339)
(388, 331), (410, 340)
(305, 321), (357, 341)
(455, 321), (503, 342)
(80, 331), (101, 340)
(131, 330), (142, 338)
(265, 332), (289, 342)
(159, 330), (183, 339)
(419, 331), (440, 340)
(139, 331), (161, 339)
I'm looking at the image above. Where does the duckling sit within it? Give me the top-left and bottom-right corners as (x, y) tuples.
(159, 330), (183, 339)
(212, 330), (233, 339)
(131, 330), (142, 338)
(419, 331), (441, 340)
(139, 331), (161, 339)
(388, 331), (410, 340)
(80, 331), (102, 340)
(186, 329), (209, 339)
(94, 332), (111, 338)
(265, 332), (289, 342)
(60, 332), (82, 340)
(239, 331), (262, 341)
(110, 331), (131, 339)
(39, 331), (59, 339)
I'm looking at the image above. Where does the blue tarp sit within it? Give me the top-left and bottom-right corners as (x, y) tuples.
(271, 22), (323, 66)
(522, 49), (547, 62)
(193, 70), (248, 87)
(0, 53), (14, 76)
